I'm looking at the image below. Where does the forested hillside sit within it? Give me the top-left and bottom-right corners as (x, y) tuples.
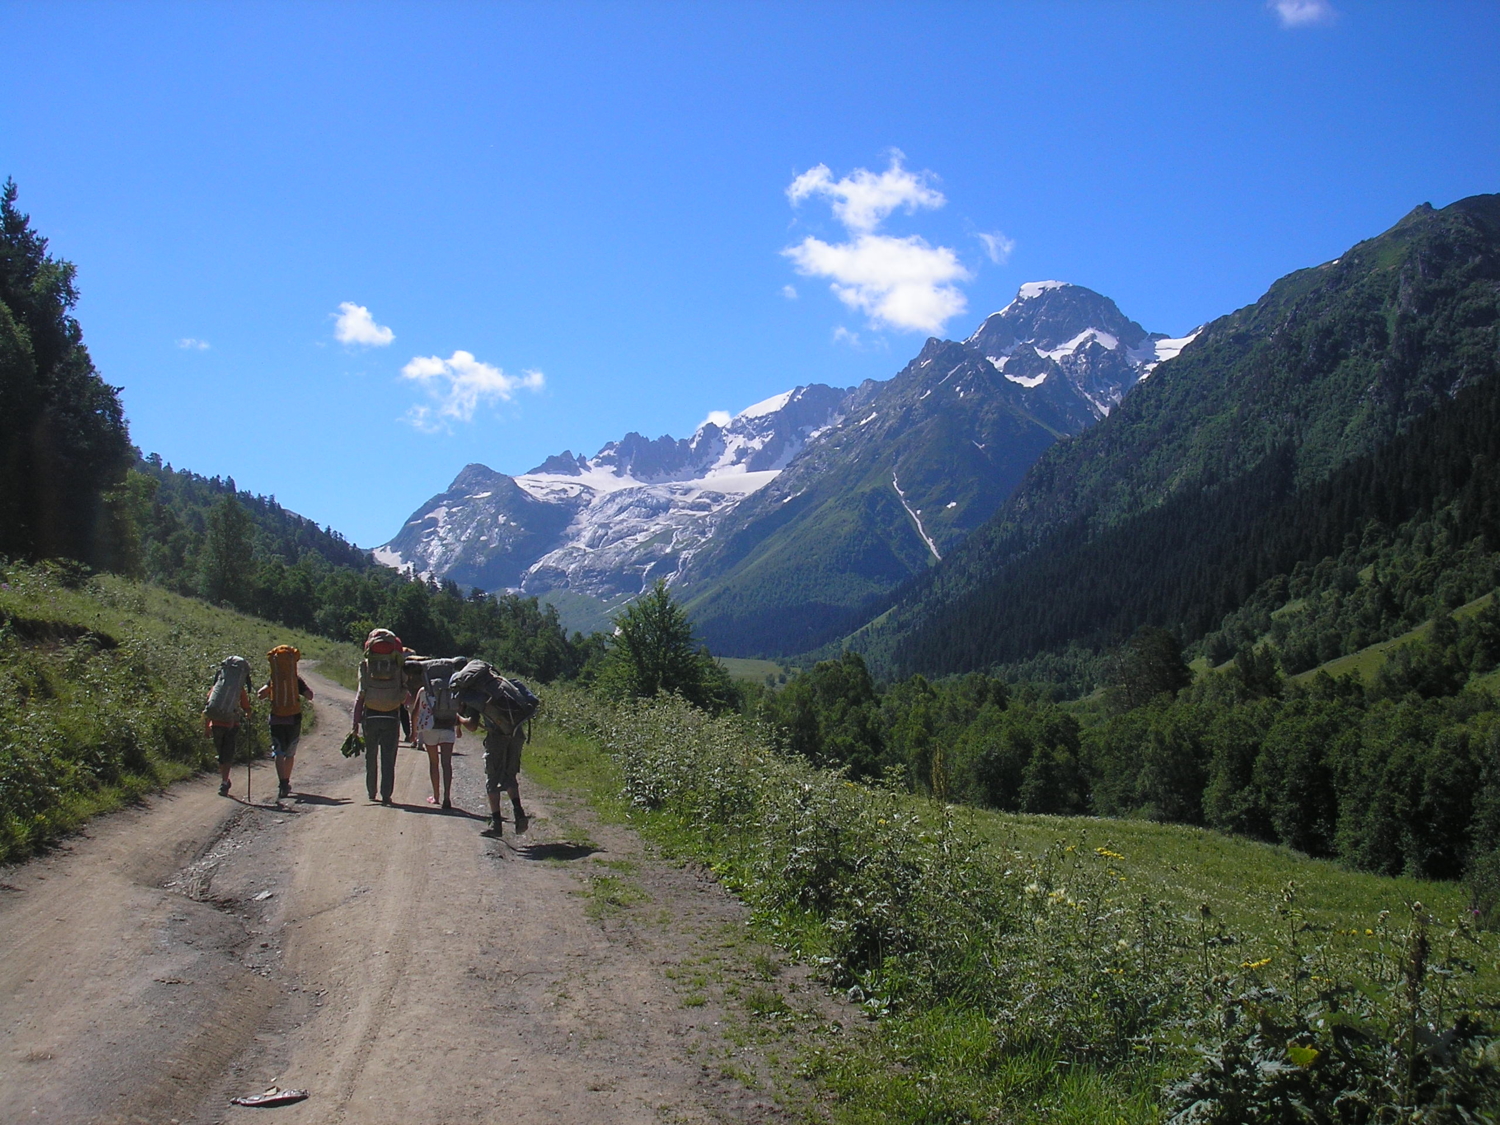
(126, 464), (588, 683)
(0, 180), (134, 569)
(858, 193), (1500, 682)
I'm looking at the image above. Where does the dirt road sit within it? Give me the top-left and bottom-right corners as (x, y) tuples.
(0, 672), (827, 1124)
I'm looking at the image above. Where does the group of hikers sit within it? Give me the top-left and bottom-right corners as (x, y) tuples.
(202, 629), (540, 837)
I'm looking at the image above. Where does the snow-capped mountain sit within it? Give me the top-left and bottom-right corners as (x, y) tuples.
(378, 283), (1196, 643)
(964, 280), (1197, 420)
(376, 385), (849, 605)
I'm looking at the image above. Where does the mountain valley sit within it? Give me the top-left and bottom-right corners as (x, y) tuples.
(379, 283), (1186, 643)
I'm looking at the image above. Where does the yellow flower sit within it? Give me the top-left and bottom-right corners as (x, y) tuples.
(1095, 847), (1125, 861)
(1240, 957), (1272, 971)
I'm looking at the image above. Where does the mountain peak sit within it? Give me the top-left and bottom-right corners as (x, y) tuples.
(968, 282), (1148, 355)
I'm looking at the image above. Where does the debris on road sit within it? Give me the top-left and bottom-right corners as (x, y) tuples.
(230, 1086), (309, 1107)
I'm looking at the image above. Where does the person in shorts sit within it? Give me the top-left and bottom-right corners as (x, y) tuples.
(413, 673), (461, 808)
(204, 679), (252, 797)
(258, 670), (313, 800)
(458, 705), (529, 837)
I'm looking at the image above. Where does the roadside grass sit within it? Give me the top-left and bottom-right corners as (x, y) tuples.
(581, 869), (650, 920)
(532, 684), (1500, 1123)
(0, 562), (361, 861)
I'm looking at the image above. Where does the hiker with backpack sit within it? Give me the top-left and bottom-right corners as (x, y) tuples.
(404, 656), (467, 808)
(451, 658), (540, 837)
(352, 628), (412, 805)
(203, 655), (253, 797)
(258, 645), (314, 800)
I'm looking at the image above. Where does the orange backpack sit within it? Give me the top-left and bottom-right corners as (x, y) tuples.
(267, 645), (303, 718)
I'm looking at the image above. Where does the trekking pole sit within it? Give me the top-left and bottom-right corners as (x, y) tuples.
(247, 742), (252, 807)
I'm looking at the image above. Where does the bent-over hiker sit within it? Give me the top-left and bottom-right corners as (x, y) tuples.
(352, 628), (410, 805)
(453, 660), (539, 836)
(203, 655), (253, 797)
(258, 644), (314, 800)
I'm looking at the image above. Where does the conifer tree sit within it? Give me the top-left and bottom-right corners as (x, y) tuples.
(597, 579), (735, 712)
(199, 495), (254, 607)
(0, 179), (133, 566)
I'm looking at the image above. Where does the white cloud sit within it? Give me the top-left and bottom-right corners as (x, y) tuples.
(786, 233), (970, 334)
(334, 302), (395, 346)
(785, 153), (971, 334)
(787, 150), (945, 234)
(781, 284), (798, 300)
(700, 410), (732, 430)
(399, 350), (544, 431)
(177, 337), (210, 350)
(832, 327), (862, 348)
(977, 231), (1016, 265)
(1270, 0), (1337, 27)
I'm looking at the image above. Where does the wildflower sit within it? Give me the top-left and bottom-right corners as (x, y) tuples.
(1095, 847), (1125, 861)
(1365, 929), (1373, 936)
(1024, 883), (1041, 895)
(1240, 957), (1272, 971)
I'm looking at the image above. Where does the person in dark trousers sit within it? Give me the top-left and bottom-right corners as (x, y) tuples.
(352, 629), (411, 805)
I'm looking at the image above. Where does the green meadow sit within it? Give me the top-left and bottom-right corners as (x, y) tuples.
(530, 685), (1500, 1123)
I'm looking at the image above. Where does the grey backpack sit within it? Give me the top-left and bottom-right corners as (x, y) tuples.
(418, 656), (468, 727)
(204, 656), (252, 724)
(450, 659), (540, 736)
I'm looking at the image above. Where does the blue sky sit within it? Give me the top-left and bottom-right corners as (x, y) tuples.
(2, 0), (1497, 548)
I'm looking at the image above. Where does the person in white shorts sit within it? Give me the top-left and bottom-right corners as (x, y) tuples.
(414, 677), (460, 808)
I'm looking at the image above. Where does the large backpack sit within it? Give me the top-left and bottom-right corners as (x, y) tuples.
(361, 629), (407, 711)
(267, 645), (302, 718)
(205, 655), (252, 724)
(417, 656), (468, 727)
(450, 659), (540, 736)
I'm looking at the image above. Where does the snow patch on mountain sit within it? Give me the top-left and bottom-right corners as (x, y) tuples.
(739, 390), (793, 419)
(1131, 329), (1201, 377)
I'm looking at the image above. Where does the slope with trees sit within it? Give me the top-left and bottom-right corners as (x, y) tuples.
(855, 193), (1500, 681)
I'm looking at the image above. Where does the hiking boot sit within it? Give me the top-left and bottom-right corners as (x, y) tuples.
(278, 780), (291, 799)
(219, 780), (231, 797)
(481, 815), (502, 837)
(381, 796), (393, 807)
(441, 798), (452, 810)
(512, 806), (530, 835)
